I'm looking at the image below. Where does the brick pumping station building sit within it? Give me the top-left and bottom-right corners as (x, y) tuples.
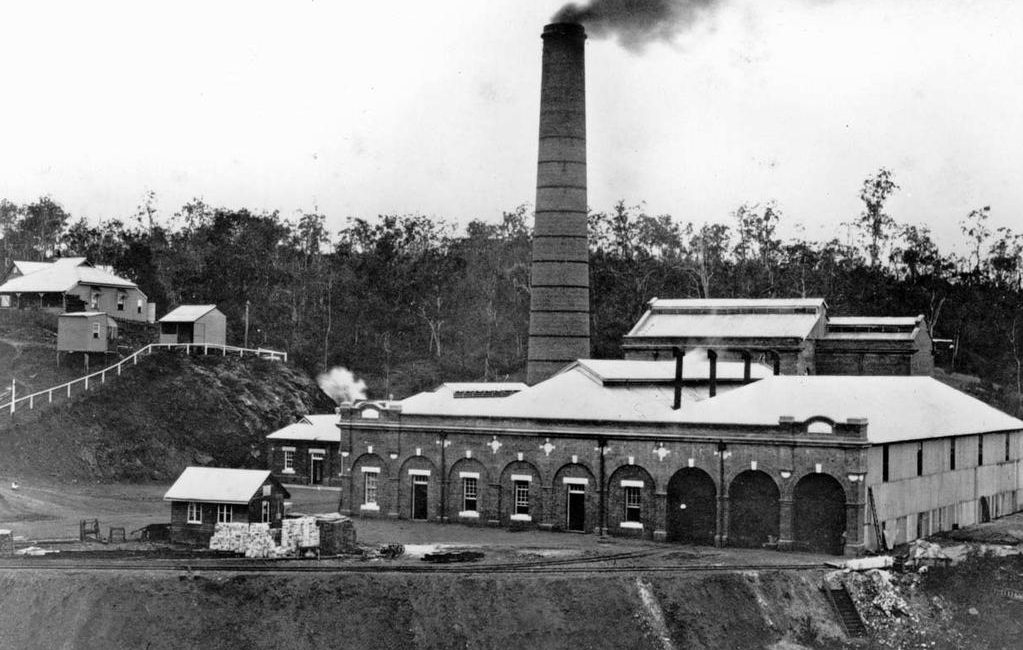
(267, 22), (1023, 556)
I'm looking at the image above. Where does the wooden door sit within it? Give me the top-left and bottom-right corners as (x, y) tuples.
(412, 476), (429, 520)
(567, 484), (586, 532)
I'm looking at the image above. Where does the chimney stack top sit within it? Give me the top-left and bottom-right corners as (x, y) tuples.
(543, 22), (586, 39)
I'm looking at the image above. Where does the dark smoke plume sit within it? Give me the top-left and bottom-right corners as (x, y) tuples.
(553, 0), (719, 51)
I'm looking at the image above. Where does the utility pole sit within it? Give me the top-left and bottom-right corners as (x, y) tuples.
(244, 300), (250, 348)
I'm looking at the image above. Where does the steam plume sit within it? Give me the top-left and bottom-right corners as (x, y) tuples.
(553, 0), (719, 51)
(317, 366), (367, 405)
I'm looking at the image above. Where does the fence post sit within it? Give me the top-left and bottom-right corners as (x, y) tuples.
(48, 390), (52, 403)
(101, 371), (106, 383)
(85, 376), (89, 391)
(68, 383), (72, 398)
(29, 395), (33, 409)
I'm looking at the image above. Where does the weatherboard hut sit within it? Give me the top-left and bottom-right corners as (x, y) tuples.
(158, 305), (226, 346)
(57, 312), (118, 353)
(164, 467), (289, 545)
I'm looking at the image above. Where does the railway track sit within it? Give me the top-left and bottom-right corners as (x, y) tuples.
(0, 550), (827, 576)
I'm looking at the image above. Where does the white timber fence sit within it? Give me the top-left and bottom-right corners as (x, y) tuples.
(2, 343), (287, 417)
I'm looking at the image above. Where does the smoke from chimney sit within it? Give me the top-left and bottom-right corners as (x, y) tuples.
(553, 0), (719, 51)
(317, 366), (368, 405)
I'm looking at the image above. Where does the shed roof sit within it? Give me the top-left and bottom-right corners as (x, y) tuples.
(828, 316), (921, 327)
(399, 359), (760, 421)
(647, 298), (826, 311)
(163, 467), (279, 504)
(0, 258), (138, 293)
(60, 311), (106, 318)
(676, 376), (1023, 443)
(627, 311), (822, 340)
(160, 305), (219, 322)
(11, 261), (52, 275)
(567, 358), (772, 384)
(266, 414), (340, 442)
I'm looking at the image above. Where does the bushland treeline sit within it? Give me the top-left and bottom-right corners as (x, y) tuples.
(1, 170), (1021, 412)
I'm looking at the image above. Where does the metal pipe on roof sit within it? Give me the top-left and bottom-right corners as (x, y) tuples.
(672, 346), (684, 410)
(708, 350), (717, 398)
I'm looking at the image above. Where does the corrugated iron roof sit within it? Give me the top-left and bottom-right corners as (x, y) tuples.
(829, 316), (921, 327)
(159, 305), (218, 322)
(266, 414), (340, 442)
(399, 359), (756, 421)
(627, 312), (821, 339)
(822, 332), (916, 341)
(648, 298), (825, 311)
(11, 261), (52, 275)
(397, 367), (1022, 444)
(163, 467), (275, 504)
(567, 359), (772, 383)
(0, 259), (138, 293)
(677, 376), (1023, 443)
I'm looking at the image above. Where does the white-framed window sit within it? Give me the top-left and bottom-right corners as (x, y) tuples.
(283, 449), (295, 473)
(90, 292), (100, 309)
(116, 293), (126, 311)
(216, 504), (232, 523)
(261, 501), (271, 523)
(624, 486), (642, 523)
(92, 322), (101, 339)
(0, 295), (10, 308)
(514, 480), (530, 515)
(186, 501), (201, 524)
(463, 477), (478, 512)
(365, 472), (378, 505)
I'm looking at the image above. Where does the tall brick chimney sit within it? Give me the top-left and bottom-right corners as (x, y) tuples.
(527, 22), (590, 385)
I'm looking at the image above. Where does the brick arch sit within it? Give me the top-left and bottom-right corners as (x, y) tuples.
(397, 455), (438, 521)
(350, 453), (389, 516)
(499, 460), (544, 526)
(792, 472), (847, 555)
(448, 457), (490, 524)
(666, 467), (717, 545)
(551, 462), (597, 533)
(728, 469), (780, 547)
(606, 464), (656, 538)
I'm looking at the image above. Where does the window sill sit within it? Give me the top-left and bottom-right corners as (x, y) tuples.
(282, 469), (295, 475)
(458, 511), (480, 518)
(620, 521), (644, 529)
(510, 514), (532, 522)
(186, 521), (202, 525)
(360, 503), (380, 511)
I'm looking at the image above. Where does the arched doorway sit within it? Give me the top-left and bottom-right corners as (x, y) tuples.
(666, 468), (717, 545)
(793, 473), (847, 555)
(728, 470), (780, 547)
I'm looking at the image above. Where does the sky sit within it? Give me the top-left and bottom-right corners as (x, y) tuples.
(1, 0), (1021, 251)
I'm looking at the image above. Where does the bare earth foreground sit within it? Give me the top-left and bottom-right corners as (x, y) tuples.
(0, 480), (1022, 649)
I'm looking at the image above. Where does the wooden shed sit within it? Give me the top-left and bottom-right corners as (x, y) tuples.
(164, 467), (290, 545)
(56, 311), (118, 353)
(158, 305), (227, 346)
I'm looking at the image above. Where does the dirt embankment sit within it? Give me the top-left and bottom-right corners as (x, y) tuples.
(0, 569), (846, 650)
(0, 353), (333, 482)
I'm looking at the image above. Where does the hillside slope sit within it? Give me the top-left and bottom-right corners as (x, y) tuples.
(0, 570), (849, 650)
(0, 353), (333, 482)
